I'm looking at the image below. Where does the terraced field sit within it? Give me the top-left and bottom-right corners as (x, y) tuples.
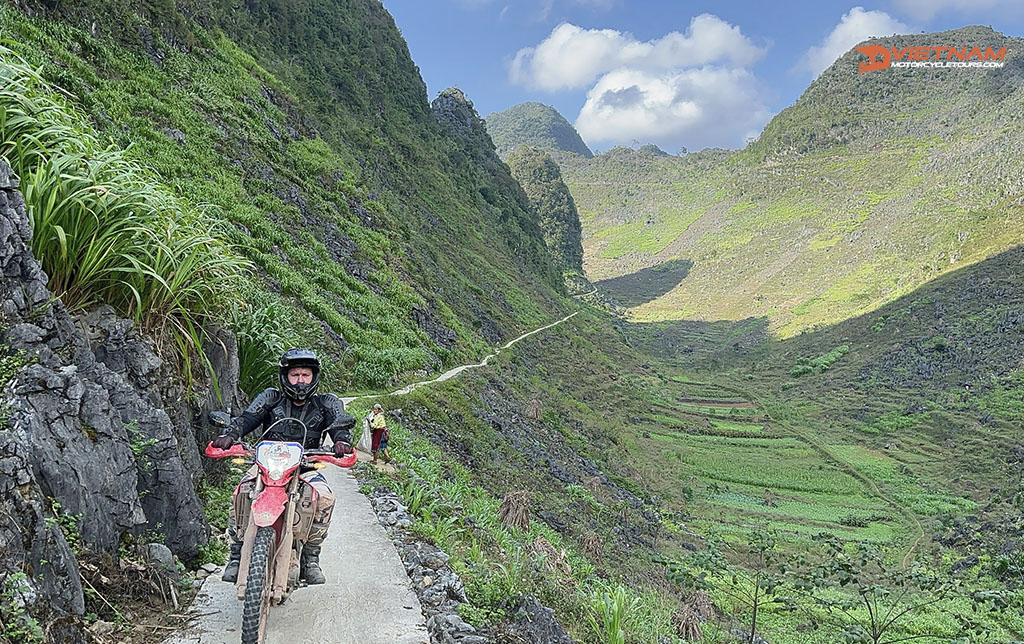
(628, 376), (972, 552)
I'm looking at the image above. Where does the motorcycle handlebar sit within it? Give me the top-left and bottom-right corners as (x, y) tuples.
(202, 443), (357, 468)
(306, 452), (358, 468)
(205, 443), (249, 458)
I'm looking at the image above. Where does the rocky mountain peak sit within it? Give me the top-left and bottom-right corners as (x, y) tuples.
(485, 102), (593, 160)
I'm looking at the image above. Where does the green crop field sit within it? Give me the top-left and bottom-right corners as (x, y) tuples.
(674, 402), (760, 417)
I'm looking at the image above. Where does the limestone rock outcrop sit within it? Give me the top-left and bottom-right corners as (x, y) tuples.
(0, 160), (240, 637)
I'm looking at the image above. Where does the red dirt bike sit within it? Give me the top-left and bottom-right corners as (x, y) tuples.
(205, 413), (357, 644)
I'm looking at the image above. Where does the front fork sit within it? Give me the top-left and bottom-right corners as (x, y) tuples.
(235, 474), (304, 602)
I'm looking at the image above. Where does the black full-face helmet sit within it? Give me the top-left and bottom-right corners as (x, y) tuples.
(279, 348), (321, 402)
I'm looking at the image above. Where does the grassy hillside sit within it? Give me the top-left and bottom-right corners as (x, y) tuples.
(553, 26), (1024, 337)
(633, 242), (1024, 571)
(485, 102), (593, 159)
(356, 278), (1024, 642)
(334, 238), (1024, 644)
(5, 5), (1022, 643)
(506, 145), (585, 279)
(1, 0), (565, 390)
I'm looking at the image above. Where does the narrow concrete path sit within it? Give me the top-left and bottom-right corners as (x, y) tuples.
(165, 466), (428, 644)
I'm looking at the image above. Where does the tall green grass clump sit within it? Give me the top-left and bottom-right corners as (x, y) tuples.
(228, 293), (297, 396)
(790, 344), (850, 377)
(0, 48), (248, 376)
(586, 584), (640, 644)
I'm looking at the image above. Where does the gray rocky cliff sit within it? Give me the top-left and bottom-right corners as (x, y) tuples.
(0, 159), (240, 638)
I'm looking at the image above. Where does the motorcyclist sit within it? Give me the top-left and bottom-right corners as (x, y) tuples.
(211, 348), (355, 585)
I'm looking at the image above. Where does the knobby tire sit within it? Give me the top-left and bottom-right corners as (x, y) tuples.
(240, 526), (275, 644)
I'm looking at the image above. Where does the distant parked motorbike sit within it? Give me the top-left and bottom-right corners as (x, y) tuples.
(205, 412), (356, 644)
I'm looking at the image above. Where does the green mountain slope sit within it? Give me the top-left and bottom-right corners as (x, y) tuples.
(505, 145), (585, 279)
(485, 102), (593, 159)
(2, 0), (565, 389)
(633, 242), (1024, 564)
(367, 241), (1024, 641)
(555, 26), (1024, 336)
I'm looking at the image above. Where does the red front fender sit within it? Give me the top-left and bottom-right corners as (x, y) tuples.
(252, 486), (289, 527)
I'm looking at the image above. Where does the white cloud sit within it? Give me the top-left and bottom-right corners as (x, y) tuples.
(798, 7), (909, 77)
(572, 0), (617, 9)
(510, 15), (766, 91)
(574, 67), (772, 152)
(893, 0), (1022, 20)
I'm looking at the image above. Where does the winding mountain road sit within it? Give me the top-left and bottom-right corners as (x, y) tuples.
(164, 312), (578, 644)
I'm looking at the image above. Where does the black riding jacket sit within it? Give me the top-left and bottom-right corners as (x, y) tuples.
(227, 388), (355, 449)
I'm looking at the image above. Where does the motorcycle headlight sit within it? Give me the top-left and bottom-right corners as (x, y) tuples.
(256, 442), (302, 481)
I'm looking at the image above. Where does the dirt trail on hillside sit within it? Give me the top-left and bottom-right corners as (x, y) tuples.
(343, 312), (577, 405)
(166, 312), (577, 644)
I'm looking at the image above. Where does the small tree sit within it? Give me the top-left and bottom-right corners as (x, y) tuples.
(795, 532), (1017, 644)
(666, 529), (786, 643)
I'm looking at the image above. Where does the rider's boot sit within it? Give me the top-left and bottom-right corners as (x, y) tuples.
(221, 540), (242, 582)
(300, 546), (326, 585)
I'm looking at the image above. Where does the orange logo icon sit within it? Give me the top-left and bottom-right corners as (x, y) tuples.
(855, 45), (892, 72)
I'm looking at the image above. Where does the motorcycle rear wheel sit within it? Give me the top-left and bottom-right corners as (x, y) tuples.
(241, 526), (276, 644)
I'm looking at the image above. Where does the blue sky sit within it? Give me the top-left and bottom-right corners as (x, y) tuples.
(382, 0), (1024, 154)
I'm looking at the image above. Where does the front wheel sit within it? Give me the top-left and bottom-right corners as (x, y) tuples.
(241, 526), (275, 644)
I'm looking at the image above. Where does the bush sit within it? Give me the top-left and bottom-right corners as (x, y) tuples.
(195, 539), (228, 567)
(0, 47), (248, 378)
(228, 295), (295, 396)
(0, 573), (43, 644)
(350, 346), (431, 387)
(586, 584), (639, 644)
(789, 365), (814, 377)
(790, 345), (849, 377)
